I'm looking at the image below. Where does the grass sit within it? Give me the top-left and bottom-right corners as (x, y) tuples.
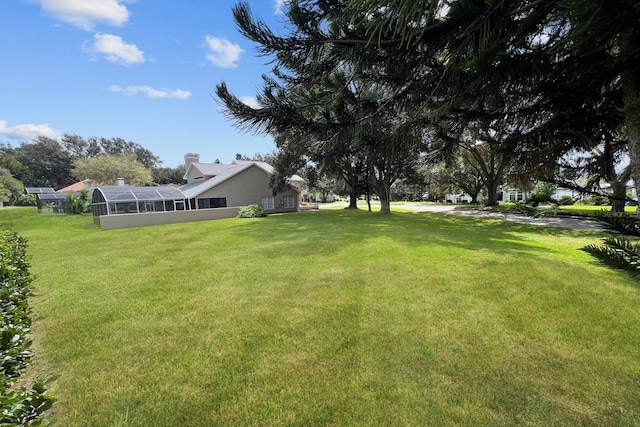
(1, 207), (640, 426)
(558, 205), (638, 215)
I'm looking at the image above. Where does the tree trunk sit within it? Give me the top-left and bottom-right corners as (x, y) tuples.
(347, 191), (358, 209)
(377, 181), (392, 214)
(346, 177), (359, 209)
(627, 120), (640, 214)
(485, 178), (500, 206)
(622, 29), (640, 214)
(610, 182), (627, 213)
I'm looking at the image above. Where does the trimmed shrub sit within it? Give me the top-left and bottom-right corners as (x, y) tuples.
(237, 204), (267, 218)
(15, 194), (37, 207)
(0, 229), (55, 425)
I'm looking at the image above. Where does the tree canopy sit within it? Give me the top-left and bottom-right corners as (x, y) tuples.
(0, 134), (162, 198)
(216, 0), (639, 211)
(72, 154), (152, 186)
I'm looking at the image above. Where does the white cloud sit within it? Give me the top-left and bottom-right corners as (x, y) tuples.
(204, 36), (242, 68)
(30, 0), (133, 30)
(240, 96), (260, 109)
(273, 0), (287, 15)
(0, 120), (62, 141)
(111, 85), (191, 99)
(83, 33), (144, 65)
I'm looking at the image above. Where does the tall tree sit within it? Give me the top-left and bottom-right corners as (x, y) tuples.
(152, 165), (186, 185)
(61, 134), (161, 169)
(12, 137), (74, 188)
(218, 61), (427, 213)
(217, 0), (638, 214)
(0, 144), (29, 184)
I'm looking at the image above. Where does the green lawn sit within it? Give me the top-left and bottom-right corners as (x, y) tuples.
(1, 207), (639, 426)
(558, 204), (638, 215)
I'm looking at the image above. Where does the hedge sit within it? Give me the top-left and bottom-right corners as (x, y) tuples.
(0, 229), (54, 426)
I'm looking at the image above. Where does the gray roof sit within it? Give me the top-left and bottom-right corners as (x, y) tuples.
(36, 193), (70, 201)
(180, 163), (257, 199)
(179, 160), (300, 199)
(187, 162), (233, 177)
(230, 160), (274, 173)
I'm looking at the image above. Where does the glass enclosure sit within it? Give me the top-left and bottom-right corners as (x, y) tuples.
(91, 186), (190, 217)
(36, 193), (73, 214)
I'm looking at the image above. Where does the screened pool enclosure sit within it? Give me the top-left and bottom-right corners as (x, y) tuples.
(26, 187), (56, 194)
(91, 187), (189, 217)
(36, 193), (74, 214)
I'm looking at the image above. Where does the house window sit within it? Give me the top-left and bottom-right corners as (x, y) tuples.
(197, 198), (227, 209)
(508, 191), (524, 202)
(283, 195), (295, 209)
(261, 196), (274, 210)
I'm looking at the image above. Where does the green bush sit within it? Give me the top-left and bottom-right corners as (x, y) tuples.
(237, 204), (267, 218)
(15, 194), (37, 207)
(585, 195), (610, 206)
(527, 181), (556, 206)
(0, 229), (55, 425)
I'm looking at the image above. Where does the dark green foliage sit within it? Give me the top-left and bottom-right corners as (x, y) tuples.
(10, 137), (74, 189)
(152, 165), (185, 185)
(527, 182), (556, 206)
(593, 211), (640, 236)
(0, 229), (55, 425)
(584, 237), (640, 279)
(0, 378), (54, 426)
(237, 204), (267, 218)
(14, 195), (36, 207)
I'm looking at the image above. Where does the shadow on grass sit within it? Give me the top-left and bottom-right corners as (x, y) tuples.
(221, 209), (625, 289)
(233, 209), (596, 257)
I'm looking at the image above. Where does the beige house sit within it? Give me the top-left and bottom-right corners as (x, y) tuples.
(180, 155), (302, 213)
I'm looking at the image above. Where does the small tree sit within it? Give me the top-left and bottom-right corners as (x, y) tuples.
(66, 189), (90, 214)
(0, 169), (24, 205)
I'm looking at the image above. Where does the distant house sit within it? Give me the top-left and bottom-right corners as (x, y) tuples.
(180, 155), (303, 213)
(57, 179), (97, 193)
(33, 181), (99, 214)
(91, 155), (303, 230)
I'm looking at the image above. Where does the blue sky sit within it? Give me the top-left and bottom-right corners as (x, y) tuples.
(0, 0), (288, 167)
